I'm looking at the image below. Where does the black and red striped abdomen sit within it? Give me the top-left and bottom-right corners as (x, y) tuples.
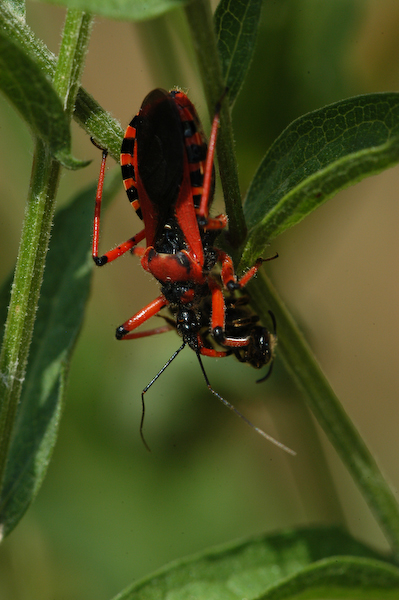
(120, 88), (213, 248)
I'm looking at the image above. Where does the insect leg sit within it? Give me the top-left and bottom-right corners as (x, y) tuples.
(116, 295), (168, 340)
(92, 145), (146, 266)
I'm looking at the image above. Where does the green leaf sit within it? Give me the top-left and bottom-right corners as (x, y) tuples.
(241, 92), (399, 269)
(0, 183), (96, 538)
(261, 556), (399, 600)
(0, 12), (86, 169)
(215, 0), (262, 106)
(42, 0), (187, 21)
(112, 526), (395, 600)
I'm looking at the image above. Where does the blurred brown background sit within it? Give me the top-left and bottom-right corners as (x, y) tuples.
(0, 1), (398, 598)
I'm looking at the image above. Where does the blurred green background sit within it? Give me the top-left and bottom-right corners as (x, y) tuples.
(0, 1), (398, 598)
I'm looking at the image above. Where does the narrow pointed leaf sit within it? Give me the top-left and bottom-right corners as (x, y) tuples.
(0, 183), (96, 538)
(41, 0), (187, 21)
(215, 0), (263, 105)
(241, 93), (399, 269)
(112, 526), (395, 600)
(0, 17), (86, 169)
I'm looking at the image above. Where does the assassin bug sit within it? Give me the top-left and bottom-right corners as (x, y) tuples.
(92, 88), (293, 454)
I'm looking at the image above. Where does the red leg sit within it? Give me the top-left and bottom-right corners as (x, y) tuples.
(198, 97), (221, 221)
(204, 214), (228, 231)
(92, 147), (146, 266)
(218, 253), (276, 291)
(208, 278), (250, 348)
(198, 345), (230, 358)
(237, 253), (278, 287)
(217, 250), (240, 290)
(236, 258), (264, 288)
(120, 324), (172, 340)
(115, 295), (168, 340)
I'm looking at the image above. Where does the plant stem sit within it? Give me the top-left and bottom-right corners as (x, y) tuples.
(0, 10), (93, 493)
(0, 145), (60, 493)
(185, 0), (247, 249)
(249, 272), (399, 562)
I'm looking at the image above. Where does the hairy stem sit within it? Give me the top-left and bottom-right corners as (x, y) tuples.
(0, 10), (93, 492)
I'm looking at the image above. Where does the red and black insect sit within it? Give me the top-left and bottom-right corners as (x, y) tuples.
(92, 88), (293, 453)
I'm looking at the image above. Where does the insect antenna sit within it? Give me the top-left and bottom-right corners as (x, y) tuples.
(140, 342), (186, 451)
(256, 361), (274, 384)
(268, 309), (277, 333)
(195, 351), (296, 455)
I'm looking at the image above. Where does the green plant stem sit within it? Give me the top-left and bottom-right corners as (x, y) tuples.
(185, 0), (247, 249)
(249, 272), (399, 562)
(0, 9), (92, 494)
(0, 145), (60, 493)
